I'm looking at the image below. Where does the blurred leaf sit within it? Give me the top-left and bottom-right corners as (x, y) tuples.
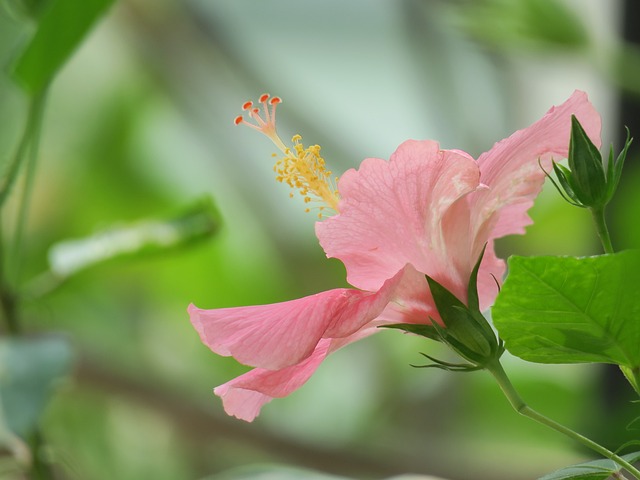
(205, 465), (351, 480)
(386, 477), (451, 480)
(205, 465), (450, 480)
(610, 44), (640, 98)
(0, 335), (74, 438)
(1, 0), (52, 20)
(493, 252), (640, 372)
(0, 397), (30, 468)
(12, 0), (115, 94)
(537, 451), (640, 480)
(449, 0), (588, 52)
(47, 198), (221, 278)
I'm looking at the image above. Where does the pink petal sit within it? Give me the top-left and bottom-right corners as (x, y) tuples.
(188, 268), (406, 371)
(317, 140), (481, 293)
(472, 90), (601, 240)
(214, 328), (379, 422)
(214, 339), (331, 422)
(375, 265), (441, 326)
(475, 240), (505, 311)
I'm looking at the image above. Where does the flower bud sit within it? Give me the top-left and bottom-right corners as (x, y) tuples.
(550, 115), (632, 209)
(384, 247), (504, 372)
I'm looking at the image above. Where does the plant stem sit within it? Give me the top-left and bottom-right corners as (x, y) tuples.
(0, 89), (48, 334)
(0, 88), (54, 478)
(11, 87), (49, 284)
(0, 90), (48, 208)
(28, 431), (55, 480)
(486, 359), (640, 479)
(0, 281), (20, 335)
(590, 207), (614, 254)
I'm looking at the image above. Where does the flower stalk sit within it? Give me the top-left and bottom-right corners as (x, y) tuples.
(486, 359), (640, 480)
(0, 86), (54, 479)
(591, 207), (615, 254)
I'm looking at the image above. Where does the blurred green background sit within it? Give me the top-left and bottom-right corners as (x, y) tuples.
(1, 0), (639, 479)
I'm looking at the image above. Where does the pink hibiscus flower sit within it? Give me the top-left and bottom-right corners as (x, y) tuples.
(189, 91), (601, 421)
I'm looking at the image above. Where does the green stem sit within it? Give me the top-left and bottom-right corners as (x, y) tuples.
(0, 89), (54, 478)
(0, 91), (49, 208)
(0, 89), (49, 334)
(28, 431), (55, 480)
(10, 87), (49, 283)
(0, 282), (20, 334)
(590, 207), (614, 254)
(487, 359), (640, 479)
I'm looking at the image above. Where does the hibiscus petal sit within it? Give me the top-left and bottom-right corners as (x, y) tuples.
(214, 328), (380, 422)
(317, 140), (481, 293)
(475, 240), (504, 311)
(188, 268), (406, 371)
(472, 90), (601, 240)
(213, 339), (331, 422)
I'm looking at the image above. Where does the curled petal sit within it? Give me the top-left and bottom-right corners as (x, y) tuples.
(214, 339), (332, 422)
(317, 140), (481, 293)
(189, 268), (407, 371)
(472, 90), (601, 240)
(214, 327), (379, 422)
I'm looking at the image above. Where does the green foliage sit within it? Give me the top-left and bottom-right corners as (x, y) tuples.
(492, 252), (640, 386)
(47, 198), (221, 279)
(1, 0), (51, 20)
(12, 0), (115, 93)
(449, 0), (588, 53)
(537, 451), (640, 480)
(206, 465), (351, 480)
(0, 336), (73, 438)
(205, 465), (442, 480)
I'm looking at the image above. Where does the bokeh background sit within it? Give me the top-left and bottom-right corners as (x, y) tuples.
(1, 0), (639, 479)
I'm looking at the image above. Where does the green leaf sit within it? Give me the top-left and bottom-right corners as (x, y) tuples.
(1, 0), (52, 19)
(47, 198), (221, 278)
(12, 0), (115, 94)
(0, 335), (74, 438)
(492, 251), (640, 370)
(620, 365), (640, 396)
(450, 0), (588, 53)
(537, 452), (640, 480)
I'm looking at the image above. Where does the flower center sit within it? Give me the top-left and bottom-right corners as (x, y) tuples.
(234, 94), (340, 216)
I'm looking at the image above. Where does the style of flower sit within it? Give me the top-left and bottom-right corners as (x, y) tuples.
(188, 91), (601, 422)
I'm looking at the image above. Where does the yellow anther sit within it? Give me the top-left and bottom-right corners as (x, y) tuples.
(235, 95), (340, 217)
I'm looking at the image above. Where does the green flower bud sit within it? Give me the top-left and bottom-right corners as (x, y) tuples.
(548, 115), (632, 209)
(383, 247), (504, 372)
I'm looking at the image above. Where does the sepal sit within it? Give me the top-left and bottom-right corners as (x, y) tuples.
(605, 126), (632, 205)
(383, 247), (504, 371)
(567, 114), (607, 207)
